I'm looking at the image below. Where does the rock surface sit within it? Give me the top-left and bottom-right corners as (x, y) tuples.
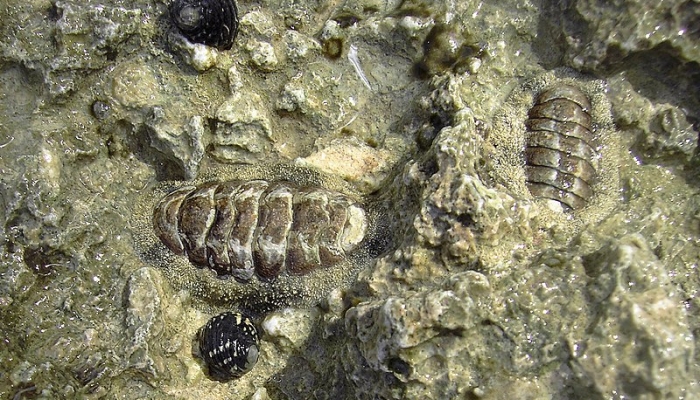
(0, 0), (698, 398)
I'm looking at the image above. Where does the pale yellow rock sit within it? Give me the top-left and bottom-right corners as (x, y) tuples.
(295, 138), (397, 193)
(111, 62), (162, 108)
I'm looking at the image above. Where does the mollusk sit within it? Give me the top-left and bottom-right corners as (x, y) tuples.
(152, 179), (368, 282)
(197, 312), (259, 381)
(170, 0), (239, 50)
(525, 84), (598, 209)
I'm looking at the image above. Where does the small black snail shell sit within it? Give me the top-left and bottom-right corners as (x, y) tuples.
(170, 0), (240, 50)
(197, 312), (260, 381)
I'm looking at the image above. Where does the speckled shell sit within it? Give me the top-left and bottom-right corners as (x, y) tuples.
(152, 180), (368, 282)
(525, 85), (598, 209)
(170, 0), (239, 50)
(197, 312), (259, 381)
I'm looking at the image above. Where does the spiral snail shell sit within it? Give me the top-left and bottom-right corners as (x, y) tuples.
(169, 0), (239, 50)
(197, 311), (259, 381)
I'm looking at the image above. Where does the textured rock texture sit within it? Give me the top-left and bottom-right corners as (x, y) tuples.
(0, 0), (698, 398)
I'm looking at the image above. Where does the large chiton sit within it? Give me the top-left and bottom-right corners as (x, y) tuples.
(153, 179), (367, 282)
(132, 165), (381, 312)
(524, 84), (598, 210)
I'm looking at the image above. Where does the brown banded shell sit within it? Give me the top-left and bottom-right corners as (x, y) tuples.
(152, 180), (368, 281)
(170, 0), (239, 50)
(525, 84), (598, 209)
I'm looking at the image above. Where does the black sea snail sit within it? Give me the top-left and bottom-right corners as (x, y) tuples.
(197, 312), (259, 381)
(170, 0), (239, 50)
(525, 84), (598, 210)
(152, 179), (368, 282)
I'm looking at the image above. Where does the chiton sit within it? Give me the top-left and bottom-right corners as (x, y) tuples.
(525, 84), (598, 210)
(170, 0), (239, 50)
(197, 311), (259, 381)
(152, 179), (368, 282)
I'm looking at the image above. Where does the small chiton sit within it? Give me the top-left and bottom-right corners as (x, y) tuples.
(152, 179), (368, 282)
(525, 84), (598, 210)
(197, 311), (259, 381)
(170, 0), (239, 50)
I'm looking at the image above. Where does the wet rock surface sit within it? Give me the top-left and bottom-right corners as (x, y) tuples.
(1, 0), (699, 398)
(547, 0), (700, 71)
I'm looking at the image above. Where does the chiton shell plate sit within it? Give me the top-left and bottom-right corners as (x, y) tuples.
(132, 164), (378, 312)
(488, 69), (620, 223)
(525, 84), (598, 210)
(152, 179), (367, 282)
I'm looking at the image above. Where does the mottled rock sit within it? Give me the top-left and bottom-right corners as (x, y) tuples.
(168, 34), (219, 72)
(262, 308), (319, 352)
(340, 0), (403, 15)
(295, 138), (399, 194)
(250, 387), (271, 400)
(319, 20), (345, 59)
(609, 79), (698, 164)
(145, 110), (206, 180)
(227, 65), (244, 94)
(412, 108), (536, 266)
(2, 0), (700, 398)
(124, 267), (165, 378)
(3, 1), (142, 98)
(639, 106), (697, 163)
(345, 271), (498, 398)
(276, 82), (308, 113)
(112, 63), (163, 109)
(552, 0), (700, 70)
(415, 23), (483, 77)
(0, 133), (66, 254)
(245, 40), (279, 71)
(239, 10), (282, 71)
(56, 1), (141, 53)
(571, 235), (694, 399)
(239, 9), (277, 36)
(283, 30), (321, 61)
(210, 92), (273, 163)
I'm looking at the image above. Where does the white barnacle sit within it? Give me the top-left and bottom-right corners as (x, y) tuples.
(347, 44), (372, 91)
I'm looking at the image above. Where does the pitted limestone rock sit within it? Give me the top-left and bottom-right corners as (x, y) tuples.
(345, 272), (497, 398)
(570, 235), (695, 399)
(210, 91), (273, 164)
